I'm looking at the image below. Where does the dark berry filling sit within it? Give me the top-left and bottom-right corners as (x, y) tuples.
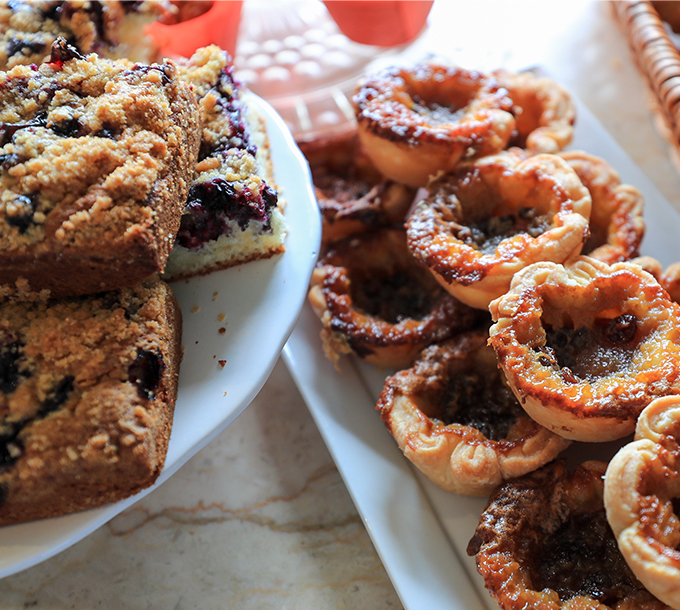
(177, 178), (277, 249)
(128, 349), (164, 400)
(198, 66), (254, 161)
(0, 340), (27, 394)
(47, 37), (85, 67)
(0, 424), (22, 469)
(49, 115), (84, 138)
(6, 37), (47, 59)
(5, 194), (37, 233)
(41, 376), (74, 416)
(0, 112), (47, 147)
(0, 153), (22, 172)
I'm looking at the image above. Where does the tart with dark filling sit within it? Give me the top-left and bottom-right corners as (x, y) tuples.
(406, 150), (591, 309)
(605, 395), (680, 609)
(489, 256), (680, 442)
(352, 61), (517, 187)
(302, 132), (416, 244)
(467, 460), (670, 610)
(493, 69), (575, 154)
(308, 227), (485, 368)
(377, 329), (570, 496)
(559, 150), (645, 264)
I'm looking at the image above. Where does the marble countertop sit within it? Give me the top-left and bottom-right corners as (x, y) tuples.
(4, 1), (680, 609)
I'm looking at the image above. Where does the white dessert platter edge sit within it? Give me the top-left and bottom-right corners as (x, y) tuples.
(0, 93), (322, 579)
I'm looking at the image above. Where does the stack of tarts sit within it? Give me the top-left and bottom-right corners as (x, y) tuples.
(305, 60), (680, 610)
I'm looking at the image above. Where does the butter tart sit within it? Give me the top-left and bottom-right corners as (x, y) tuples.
(377, 329), (570, 496)
(493, 69), (575, 154)
(488, 257), (680, 442)
(303, 133), (417, 244)
(467, 460), (669, 610)
(605, 396), (680, 610)
(559, 150), (645, 264)
(352, 62), (516, 187)
(308, 228), (484, 368)
(406, 150), (592, 309)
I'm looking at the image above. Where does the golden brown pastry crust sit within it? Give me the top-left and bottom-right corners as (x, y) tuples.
(489, 257), (680, 442)
(493, 69), (575, 154)
(353, 62), (516, 187)
(558, 150), (645, 264)
(377, 329), (570, 496)
(406, 150), (591, 309)
(308, 227), (484, 368)
(467, 460), (669, 610)
(605, 396), (680, 610)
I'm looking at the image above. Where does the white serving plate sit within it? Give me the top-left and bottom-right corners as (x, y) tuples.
(0, 94), (321, 579)
(283, 96), (680, 610)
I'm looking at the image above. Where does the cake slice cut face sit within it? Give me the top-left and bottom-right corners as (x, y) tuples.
(162, 45), (287, 281)
(0, 38), (200, 297)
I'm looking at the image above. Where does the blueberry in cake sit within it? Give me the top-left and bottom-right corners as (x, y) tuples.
(0, 277), (182, 526)
(0, 0), (170, 70)
(162, 45), (287, 281)
(0, 38), (200, 297)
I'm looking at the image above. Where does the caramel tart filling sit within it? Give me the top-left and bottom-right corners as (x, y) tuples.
(308, 228), (484, 368)
(468, 460), (666, 609)
(377, 330), (569, 496)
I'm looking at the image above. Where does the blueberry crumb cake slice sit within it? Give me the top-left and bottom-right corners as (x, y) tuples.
(162, 45), (287, 281)
(0, 38), (200, 297)
(0, 0), (170, 70)
(0, 277), (182, 526)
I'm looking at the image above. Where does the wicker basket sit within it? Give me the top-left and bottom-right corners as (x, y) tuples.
(612, 1), (680, 158)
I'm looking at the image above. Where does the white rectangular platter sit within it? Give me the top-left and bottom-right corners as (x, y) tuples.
(282, 93), (680, 610)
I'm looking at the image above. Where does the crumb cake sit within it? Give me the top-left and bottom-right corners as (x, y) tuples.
(0, 277), (182, 526)
(0, 0), (169, 70)
(0, 38), (200, 297)
(162, 45), (287, 281)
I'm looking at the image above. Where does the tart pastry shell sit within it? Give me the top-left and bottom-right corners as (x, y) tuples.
(605, 395), (680, 610)
(353, 63), (516, 187)
(489, 257), (680, 442)
(406, 151), (592, 309)
(377, 330), (569, 496)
